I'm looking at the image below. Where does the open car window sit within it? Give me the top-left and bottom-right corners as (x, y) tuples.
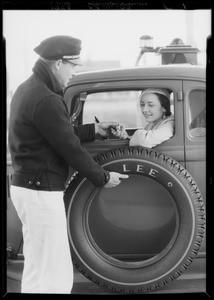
(82, 90), (174, 131)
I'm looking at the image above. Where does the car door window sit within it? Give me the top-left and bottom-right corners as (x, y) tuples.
(82, 90), (174, 131)
(82, 91), (141, 129)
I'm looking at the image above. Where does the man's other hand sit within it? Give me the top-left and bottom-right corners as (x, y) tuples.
(95, 122), (119, 138)
(104, 172), (129, 188)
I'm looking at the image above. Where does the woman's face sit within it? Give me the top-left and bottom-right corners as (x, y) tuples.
(140, 93), (164, 123)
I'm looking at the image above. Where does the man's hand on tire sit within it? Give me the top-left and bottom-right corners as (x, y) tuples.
(104, 172), (129, 188)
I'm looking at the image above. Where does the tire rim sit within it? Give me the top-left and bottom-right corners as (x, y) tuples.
(83, 173), (180, 269)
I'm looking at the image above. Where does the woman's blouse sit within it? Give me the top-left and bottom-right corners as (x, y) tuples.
(129, 115), (174, 148)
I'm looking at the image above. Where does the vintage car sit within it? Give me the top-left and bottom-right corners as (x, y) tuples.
(7, 64), (206, 294)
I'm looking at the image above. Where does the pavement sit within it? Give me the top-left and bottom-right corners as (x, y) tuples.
(5, 258), (206, 295)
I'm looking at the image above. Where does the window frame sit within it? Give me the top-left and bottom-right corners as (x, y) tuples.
(183, 83), (206, 142)
(63, 79), (185, 162)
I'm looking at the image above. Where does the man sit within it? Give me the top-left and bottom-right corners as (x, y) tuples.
(8, 35), (128, 294)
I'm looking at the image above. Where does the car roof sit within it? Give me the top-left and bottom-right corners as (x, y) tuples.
(69, 64), (206, 86)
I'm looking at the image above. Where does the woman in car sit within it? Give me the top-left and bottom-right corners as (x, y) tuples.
(111, 88), (175, 148)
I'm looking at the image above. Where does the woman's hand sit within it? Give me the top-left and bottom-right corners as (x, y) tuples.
(111, 125), (130, 140)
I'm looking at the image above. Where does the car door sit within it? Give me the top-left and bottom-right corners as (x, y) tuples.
(64, 78), (185, 255)
(183, 80), (206, 201)
(183, 80), (206, 254)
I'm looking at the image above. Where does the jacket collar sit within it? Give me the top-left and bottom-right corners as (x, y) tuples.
(32, 59), (63, 94)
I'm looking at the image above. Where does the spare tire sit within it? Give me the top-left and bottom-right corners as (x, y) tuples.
(64, 146), (205, 293)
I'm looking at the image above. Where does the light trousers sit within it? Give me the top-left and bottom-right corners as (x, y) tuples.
(10, 185), (73, 294)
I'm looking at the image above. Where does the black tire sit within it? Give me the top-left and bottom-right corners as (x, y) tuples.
(64, 146), (205, 293)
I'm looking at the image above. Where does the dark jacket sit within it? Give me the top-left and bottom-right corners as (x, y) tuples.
(8, 59), (109, 191)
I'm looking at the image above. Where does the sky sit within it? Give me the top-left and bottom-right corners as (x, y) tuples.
(3, 9), (211, 93)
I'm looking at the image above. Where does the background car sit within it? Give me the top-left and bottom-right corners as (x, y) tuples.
(6, 64), (206, 294)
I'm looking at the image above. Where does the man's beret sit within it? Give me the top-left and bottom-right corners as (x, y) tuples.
(34, 35), (82, 65)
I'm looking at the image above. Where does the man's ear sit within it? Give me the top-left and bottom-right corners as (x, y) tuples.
(54, 59), (62, 71)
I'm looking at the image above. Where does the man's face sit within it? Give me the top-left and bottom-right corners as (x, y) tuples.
(55, 60), (77, 88)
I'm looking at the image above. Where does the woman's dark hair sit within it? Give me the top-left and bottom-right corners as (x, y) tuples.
(156, 93), (171, 117)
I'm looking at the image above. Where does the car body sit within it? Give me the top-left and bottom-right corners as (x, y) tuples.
(6, 64), (206, 293)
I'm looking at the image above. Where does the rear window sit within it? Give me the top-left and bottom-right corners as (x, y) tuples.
(188, 89), (206, 137)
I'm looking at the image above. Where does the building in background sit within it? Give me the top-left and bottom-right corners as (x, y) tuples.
(135, 37), (201, 67)
(136, 10), (207, 67)
(158, 38), (199, 65)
